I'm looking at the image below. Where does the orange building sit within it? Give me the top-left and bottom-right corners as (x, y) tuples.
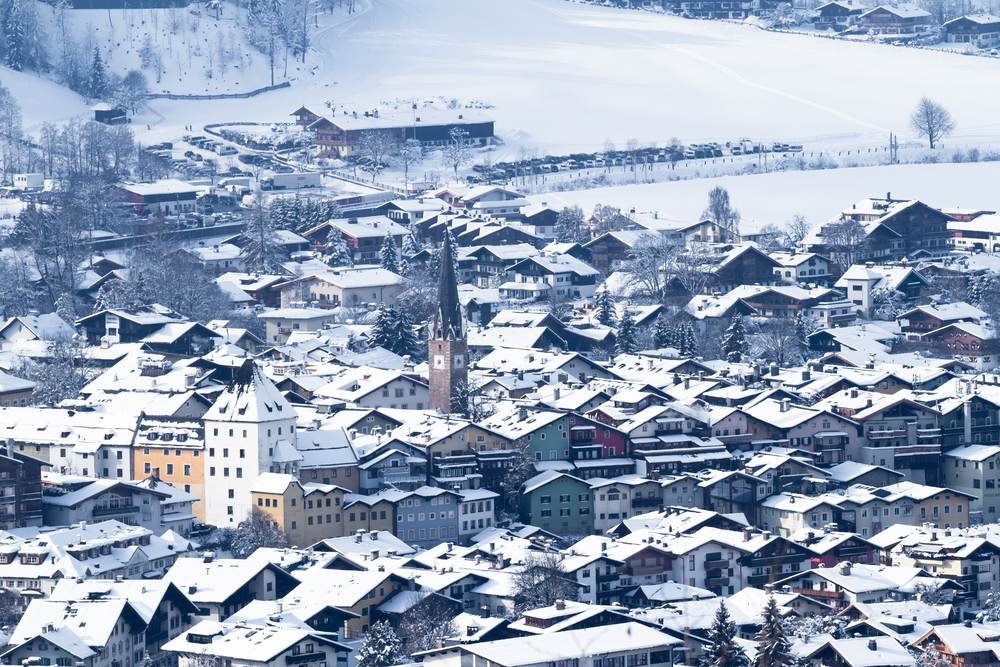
(132, 416), (206, 521)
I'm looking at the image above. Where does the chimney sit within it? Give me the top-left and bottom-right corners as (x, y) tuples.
(684, 377), (690, 390)
(553, 387), (561, 402)
(840, 561), (852, 576)
(480, 606), (490, 619)
(781, 398), (790, 412)
(868, 639), (878, 652)
(770, 363), (779, 376)
(555, 599), (565, 610)
(277, 602), (283, 613)
(802, 370), (810, 382)
(518, 408), (528, 422)
(743, 529), (751, 541)
(866, 396), (873, 408)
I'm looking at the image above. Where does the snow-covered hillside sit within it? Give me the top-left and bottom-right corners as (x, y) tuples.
(524, 161), (1000, 235)
(8, 0), (1000, 159)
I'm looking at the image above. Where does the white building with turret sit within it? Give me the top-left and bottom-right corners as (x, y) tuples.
(203, 360), (298, 527)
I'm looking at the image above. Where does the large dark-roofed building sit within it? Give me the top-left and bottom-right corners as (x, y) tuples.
(295, 107), (495, 158)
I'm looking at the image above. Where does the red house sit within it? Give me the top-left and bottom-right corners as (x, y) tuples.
(793, 530), (875, 568)
(919, 322), (1000, 369)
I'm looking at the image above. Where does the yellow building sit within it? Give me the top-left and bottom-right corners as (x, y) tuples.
(251, 472), (360, 548)
(133, 418), (206, 521)
(342, 496), (395, 535)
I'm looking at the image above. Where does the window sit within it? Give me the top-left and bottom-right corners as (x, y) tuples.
(184, 464), (191, 476)
(166, 464), (174, 475)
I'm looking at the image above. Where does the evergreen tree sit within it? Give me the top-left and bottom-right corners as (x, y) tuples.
(368, 305), (397, 350)
(324, 227), (353, 267)
(675, 323), (690, 357)
(594, 289), (617, 327)
(615, 308), (638, 356)
(393, 308), (421, 360)
(346, 331), (365, 353)
(752, 594), (792, 667)
(380, 231), (400, 274)
(683, 322), (699, 358)
(356, 621), (406, 667)
(5, 0), (26, 71)
(699, 602), (750, 667)
(653, 314), (675, 350)
(89, 46), (106, 98)
(722, 314), (748, 363)
(402, 221), (421, 257)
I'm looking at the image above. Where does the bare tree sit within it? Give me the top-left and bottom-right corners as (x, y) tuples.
(442, 127), (473, 178)
(511, 551), (579, 617)
(451, 378), (497, 422)
(784, 214), (812, 247)
(702, 186), (741, 237)
(616, 232), (678, 300)
(398, 138), (422, 191)
(500, 436), (534, 521)
(755, 224), (786, 254)
(751, 318), (801, 367)
(396, 593), (459, 657)
(231, 506), (290, 557)
(910, 97), (956, 149)
(357, 130), (395, 182)
(821, 219), (872, 268)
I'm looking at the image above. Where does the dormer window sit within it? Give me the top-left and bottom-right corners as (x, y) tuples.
(148, 432), (159, 441)
(104, 433), (113, 441)
(61, 431), (70, 438)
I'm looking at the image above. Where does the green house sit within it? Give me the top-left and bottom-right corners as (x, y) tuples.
(518, 470), (594, 534)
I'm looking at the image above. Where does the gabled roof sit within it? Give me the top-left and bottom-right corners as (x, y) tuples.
(203, 360), (293, 423)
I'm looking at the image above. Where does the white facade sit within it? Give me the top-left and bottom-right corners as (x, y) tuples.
(203, 363), (298, 527)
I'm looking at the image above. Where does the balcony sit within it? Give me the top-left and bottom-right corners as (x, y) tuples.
(917, 428), (941, 437)
(93, 504), (140, 517)
(867, 430), (907, 440)
(146, 629), (168, 645)
(0, 496), (13, 505)
(748, 574), (779, 586)
(793, 587), (842, 599)
(706, 577), (730, 588)
(632, 497), (663, 509)
(596, 573), (620, 583)
(704, 558), (730, 569)
(18, 492), (41, 502)
(21, 477), (41, 485)
(0, 478), (14, 487)
(286, 652), (326, 665)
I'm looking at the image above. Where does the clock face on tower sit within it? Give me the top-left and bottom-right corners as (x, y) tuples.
(454, 355), (464, 368)
(434, 355), (445, 368)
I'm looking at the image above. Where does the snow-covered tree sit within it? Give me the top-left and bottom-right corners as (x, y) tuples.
(594, 289), (617, 327)
(399, 138), (422, 190)
(442, 127), (473, 178)
(794, 314), (810, 362)
(677, 322), (698, 358)
(555, 205), (587, 244)
(368, 305), (397, 351)
(702, 186), (741, 238)
(782, 613), (847, 640)
(324, 227), (354, 267)
(380, 231), (400, 274)
(392, 308), (422, 360)
(89, 46), (106, 98)
(402, 220), (421, 257)
(356, 621), (406, 667)
(5, 0), (27, 71)
(240, 203), (288, 274)
(397, 593), (458, 657)
(451, 379), (496, 422)
(231, 506), (290, 558)
(978, 590), (1000, 622)
(615, 308), (638, 356)
(358, 130), (395, 181)
(752, 318), (800, 366)
(699, 602), (750, 667)
(722, 314), (748, 363)
(653, 315), (675, 350)
(0, 588), (23, 627)
(752, 594), (792, 667)
(511, 551), (579, 617)
(14, 340), (101, 407)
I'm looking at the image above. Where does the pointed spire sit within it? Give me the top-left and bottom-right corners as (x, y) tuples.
(434, 230), (464, 340)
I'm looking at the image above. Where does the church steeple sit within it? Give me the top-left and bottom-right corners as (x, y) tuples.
(429, 229), (468, 414)
(433, 230), (465, 341)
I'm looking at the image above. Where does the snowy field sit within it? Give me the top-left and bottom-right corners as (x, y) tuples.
(11, 0), (1000, 158)
(525, 161), (1000, 233)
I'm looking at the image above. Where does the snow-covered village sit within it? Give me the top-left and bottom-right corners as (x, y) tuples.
(3, 0), (1000, 666)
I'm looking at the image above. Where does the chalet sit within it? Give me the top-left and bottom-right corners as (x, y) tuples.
(140, 322), (222, 356)
(461, 244), (538, 288)
(842, 197), (953, 257)
(920, 322), (1000, 369)
(162, 558), (300, 621)
(519, 203), (559, 239)
(705, 245), (784, 294)
(584, 231), (656, 276)
(860, 4), (932, 34)
(290, 105), (326, 127)
(948, 13), (1000, 48)
(948, 213), (1000, 252)
(303, 107), (494, 158)
(913, 623), (1000, 667)
(770, 252), (836, 286)
(791, 529), (875, 568)
(272, 267), (403, 309)
(835, 265), (932, 315)
(501, 253), (600, 300)
(898, 302), (986, 335)
(741, 398), (859, 464)
(813, 0), (864, 29)
(76, 307), (187, 345)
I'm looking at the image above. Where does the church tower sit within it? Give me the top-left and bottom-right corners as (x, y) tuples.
(429, 232), (467, 414)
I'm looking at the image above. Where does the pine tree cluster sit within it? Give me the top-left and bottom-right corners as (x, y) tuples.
(368, 305), (422, 360)
(269, 198), (341, 234)
(722, 314), (748, 363)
